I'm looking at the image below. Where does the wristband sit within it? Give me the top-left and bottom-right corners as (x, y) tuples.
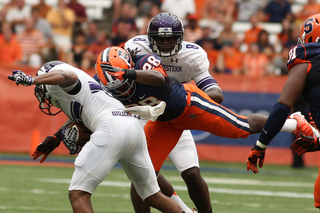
(255, 140), (267, 149)
(28, 76), (34, 86)
(124, 69), (137, 80)
(54, 128), (63, 142)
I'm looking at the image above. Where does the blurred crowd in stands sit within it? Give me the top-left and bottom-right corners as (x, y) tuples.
(0, 0), (317, 77)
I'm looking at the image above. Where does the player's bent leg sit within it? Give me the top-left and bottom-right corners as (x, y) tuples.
(68, 123), (128, 212)
(157, 175), (196, 212)
(130, 184), (151, 213)
(144, 190), (184, 213)
(169, 130), (199, 174)
(157, 173), (175, 196)
(123, 117), (174, 213)
(314, 174), (320, 208)
(130, 172), (194, 213)
(181, 167), (212, 213)
(69, 190), (93, 213)
(169, 130), (209, 213)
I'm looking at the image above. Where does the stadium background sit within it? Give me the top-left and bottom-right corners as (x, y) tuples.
(0, 0), (319, 167)
(2, 67), (319, 167)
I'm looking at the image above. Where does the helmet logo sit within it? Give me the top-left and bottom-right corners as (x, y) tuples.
(37, 61), (66, 76)
(158, 27), (172, 35)
(118, 49), (131, 67)
(304, 17), (314, 35)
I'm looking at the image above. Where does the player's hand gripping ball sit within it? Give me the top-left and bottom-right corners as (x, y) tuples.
(62, 122), (92, 154)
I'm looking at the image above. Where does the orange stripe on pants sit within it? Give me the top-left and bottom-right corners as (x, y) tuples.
(144, 83), (250, 171)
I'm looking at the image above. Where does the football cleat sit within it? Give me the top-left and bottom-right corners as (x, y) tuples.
(290, 112), (320, 138)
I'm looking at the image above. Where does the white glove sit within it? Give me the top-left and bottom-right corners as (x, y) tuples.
(124, 101), (166, 121)
(8, 70), (34, 86)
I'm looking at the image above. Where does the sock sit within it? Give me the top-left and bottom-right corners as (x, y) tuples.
(170, 192), (193, 213)
(281, 119), (297, 133)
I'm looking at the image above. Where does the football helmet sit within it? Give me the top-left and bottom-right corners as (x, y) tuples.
(298, 14), (320, 44)
(96, 46), (135, 100)
(147, 12), (184, 57)
(34, 61), (65, 116)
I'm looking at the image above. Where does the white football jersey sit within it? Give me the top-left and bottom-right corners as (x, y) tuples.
(124, 35), (220, 91)
(45, 64), (126, 132)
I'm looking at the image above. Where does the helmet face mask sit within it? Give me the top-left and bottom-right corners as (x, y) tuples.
(98, 79), (135, 100)
(34, 84), (62, 116)
(298, 14), (320, 44)
(96, 47), (135, 100)
(147, 12), (184, 57)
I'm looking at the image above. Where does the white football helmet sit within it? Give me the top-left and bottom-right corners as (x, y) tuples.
(34, 61), (65, 115)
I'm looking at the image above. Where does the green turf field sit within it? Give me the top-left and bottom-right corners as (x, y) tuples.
(0, 154), (319, 213)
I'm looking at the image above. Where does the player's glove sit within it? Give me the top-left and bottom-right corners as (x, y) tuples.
(290, 133), (320, 155)
(100, 63), (137, 81)
(247, 144), (266, 173)
(8, 70), (34, 86)
(61, 124), (81, 155)
(31, 135), (61, 163)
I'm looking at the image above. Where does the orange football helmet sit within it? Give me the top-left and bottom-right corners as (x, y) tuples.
(96, 47), (135, 99)
(298, 14), (320, 44)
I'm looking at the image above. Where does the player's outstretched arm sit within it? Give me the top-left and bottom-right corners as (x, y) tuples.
(247, 63), (308, 173)
(8, 70), (78, 88)
(135, 69), (165, 86)
(100, 63), (165, 86)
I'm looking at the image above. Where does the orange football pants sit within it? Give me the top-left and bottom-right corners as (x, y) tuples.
(144, 84), (250, 171)
(314, 174), (320, 208)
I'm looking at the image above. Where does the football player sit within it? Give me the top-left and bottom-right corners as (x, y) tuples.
(123, 12), (223, 213)
(7, 61), (185, 213)
(246, 13), (320, 209)
(95, 46), (319, 213)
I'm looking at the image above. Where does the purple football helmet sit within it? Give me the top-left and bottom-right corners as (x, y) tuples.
(34, 61), (66, 116)
(147, 12), (184, 57)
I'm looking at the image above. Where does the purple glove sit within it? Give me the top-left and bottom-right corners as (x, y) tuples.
(8, 70), (34, 86)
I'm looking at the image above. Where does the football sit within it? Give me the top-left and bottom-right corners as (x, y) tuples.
(63, 122), (92, 147)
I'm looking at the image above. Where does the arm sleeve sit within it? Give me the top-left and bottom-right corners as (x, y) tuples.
(258, 102), (291, 146)
(193, 72), (221, 92)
